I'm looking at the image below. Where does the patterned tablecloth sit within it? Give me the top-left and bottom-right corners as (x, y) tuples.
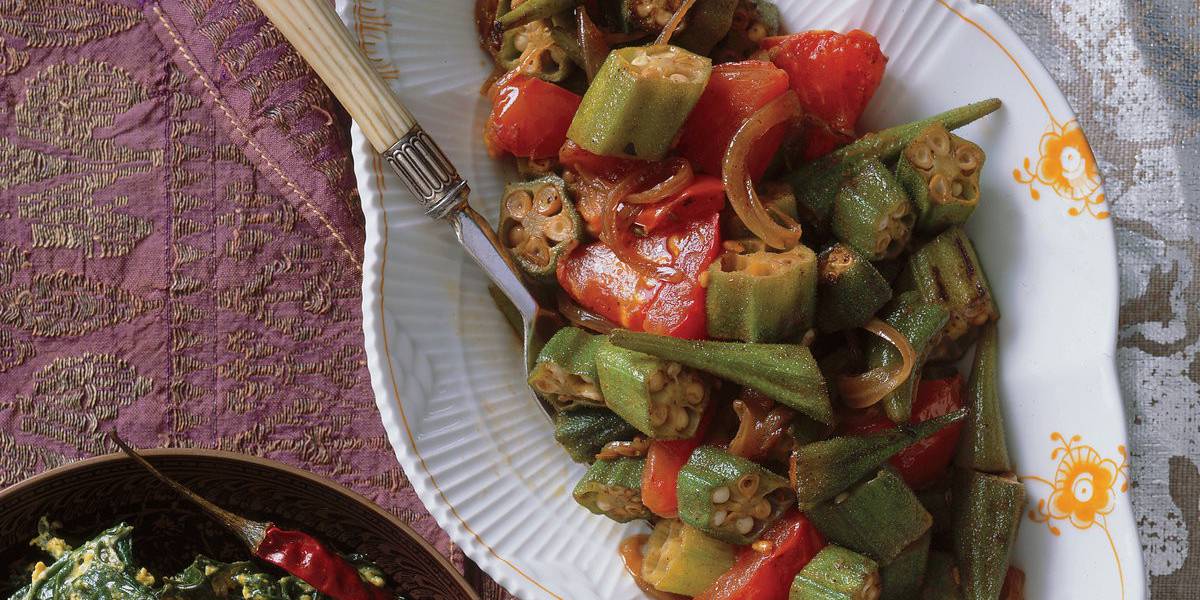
(0, 1), (1195, 598)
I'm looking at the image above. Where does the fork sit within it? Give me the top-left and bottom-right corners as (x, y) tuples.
(250, 0), (560, 419)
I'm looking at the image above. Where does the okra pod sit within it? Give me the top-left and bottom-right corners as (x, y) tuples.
(865, 292), (951, 424)
(920, 551), (963, 600)
(805, 468), (932, 563)
(672, 0), (739, 56)
(677, 445), (793, 544)
(916, 477), (954, 548)
(787, 99), (1001, 231)
(896, 124), (986, 234)
(554, 406), (640, 463)
(595, 342), (711, 439)
(617, 0), (683, 33)
(706, 240), (818, 343)
(498, 23), (576, 82)
(724, 181), (799, 240)
(900, 226), (998, 347)
(815, 243), (893, 333)
(880, 533), (931, 600)
(568, 45), (712, 160)
(951, 469), (1025, 600)
(498, 0), (581, 30)
(528, 327), (606, 410)
(610, 330), (834, 424)
(712, 0), (781, 64)
(791, 409), (966, 508)
(955, 323), (1012, 473)
(500, 176), (582, 283)
(832, 159), (915, 261)
(642, 519), (736, 596)
(790, 545), (881, 600)
(572, 457), (651, 522)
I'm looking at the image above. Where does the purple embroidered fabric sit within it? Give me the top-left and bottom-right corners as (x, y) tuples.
(0, 0), (479, 588)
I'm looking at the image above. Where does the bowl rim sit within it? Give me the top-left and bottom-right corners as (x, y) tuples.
(0, 448), (480, 600)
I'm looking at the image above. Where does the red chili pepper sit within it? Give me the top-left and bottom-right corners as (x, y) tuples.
(633, 176), (725, 235)
(765, 30), (887, 161)
(642, 408), (715, 518)
(256, 526), (390, 600)
(557, 211), (721, 339)
(841, 375), (966, 489)
(485, 73), (582, 159)
(676, 61), (792, 181)
(696, 511), (825, 600)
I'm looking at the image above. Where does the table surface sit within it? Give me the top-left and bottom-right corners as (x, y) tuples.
(0, 1), (1196, 599)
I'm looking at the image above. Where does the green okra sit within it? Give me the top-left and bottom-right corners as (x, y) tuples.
(610, 330), (834, 424)
(920, 552), (963, 600)
(951, 469), (1025, 600)
(817, 343), (864, 407)
(528, 327), (606, 410)
(791, 409), (967, 508)
(572, 457), (651, 522)
(790, 545), (881, 600)
(805, 468), (932, 563)
(642, 519), (736, 596)
(672, 0), (739, 56)
(568, 44), (712, 160)
(500, 176), (582, 283)
(900, 226), (998, 346)
(499, 23), (577, 82)
(706, 240), (818, 343)
(554, 406), (640, 463)
(832, 159), (915, 261)
(712, 0), (781, 64)
(677, 445), (793, 544)
(916, 477), (954, 547)
(788, 99), (1002, 231)
(815, 243), (893, 333)
(865, 292), (951, 424)
(896, 124), (986, 234)
(498, 0), (581, 30)
(595, 342), (710, 439)
(724, 181), (799, 239)
(880, 533), (932, 600)
(955, 323), (1012, 473)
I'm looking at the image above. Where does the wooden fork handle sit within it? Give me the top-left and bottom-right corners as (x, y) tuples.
(253, 0), (468, 218)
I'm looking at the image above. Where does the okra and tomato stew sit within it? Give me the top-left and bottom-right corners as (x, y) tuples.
(481, 0), (1023, 598)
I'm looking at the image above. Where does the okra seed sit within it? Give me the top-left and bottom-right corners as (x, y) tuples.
(711, 486), (731, 504)
(525, 237), (551, 267)
(735, 516), (754, 535)
(909, 144), (934, 170)
(507, 224), (528, 247)
(534, 186), (562, 216)
(631, 54), (650, 67)
(650, 403), (668, 426)
(930, 130), (952, 155)
(666, 362), (682, 378)
(669, 73), (689, 83)
(635, 2), (654, 17)
(736, 473), (759, 497)
(654, 9), (672, 27)
(834, 491), (850, 504)
(545, 214), (573, 242)
(952, 180), (964, 197)
(684, 381), (705, 404)
(647, 370), (667, 393)
(505, 190), (533, 219)
(711, 510), (728, 527)
(514, 32), (529, 53)
(670, 406), (689, 431)
(956, 146), (981, 172)
(747, 23), (767, 43)
(596, 497), (613, 512)
(752, 500), (771, 520)
(929, 173), (951, 202)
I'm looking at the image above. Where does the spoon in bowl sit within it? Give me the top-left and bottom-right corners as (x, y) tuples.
(249, 0), (561, 419)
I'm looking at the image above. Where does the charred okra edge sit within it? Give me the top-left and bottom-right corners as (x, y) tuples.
(901, 226), (998, 355)
(677, 446), (793, 544)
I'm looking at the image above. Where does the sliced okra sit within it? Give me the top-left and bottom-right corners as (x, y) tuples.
(500, 176), (582, 283)
(951, 469), (1024, 600)
(595, 342), (710, 439)
(790, 545), (881, 600)
(955, 323), (1012, 473)
(724, 182), (799, 240)
(568, 45), (712, 160)
(900, 226), (998, 349)
(920, 551), (963, 600)
(916, 477), (954, 548)
(610, 330), (834, 425)
(642, 519), (736, 596)
(896, 123), (986, 234)
(832, 159), (915, 261)
(554, 406), (640, 463)
(672, 0), (739, 56)
(706, 240), (818, 343)
(619, 0), (685, 33)
(677, 446), (793, 544)
(573, 457), (650, 522)
(498, 0), (581, 30)
(880, 533), (932, 600)
(865, 292), (951, 424)
(712, 0), (781, 64)
(498, 22), (576, 82)
(527, 327), (606, 410)
(788, 99), (1001, 233)
(805, 468), (932, 563)
(791, 410), (966, 509)
(815, 243), (893, 333)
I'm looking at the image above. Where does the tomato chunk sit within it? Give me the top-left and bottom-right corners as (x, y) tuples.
(634, 176), (725, 235)
(696, 511), (825, 600)
(485, 73), (581, 159)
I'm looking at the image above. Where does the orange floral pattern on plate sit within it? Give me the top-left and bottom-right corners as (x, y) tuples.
(1014, 119), (1110, 219)
(1022, 433), (1130, 598)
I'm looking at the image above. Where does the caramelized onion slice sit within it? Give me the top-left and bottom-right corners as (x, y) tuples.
(722, 91), (804, 250)
(600, 166), (683, 282)
(837, 318), (916, 409)
(625, 158), (694, 205)
(558, 291), (617, 334)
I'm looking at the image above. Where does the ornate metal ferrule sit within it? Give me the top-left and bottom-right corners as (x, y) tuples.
(383, 124), (469, 220)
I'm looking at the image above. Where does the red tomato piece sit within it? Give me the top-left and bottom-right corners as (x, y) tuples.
(485, 73), (581, 159)
(633, 176), (725, 234)
(642, 408), (714, 518)
(676, 61), (792, 181)
(841, 375), (966, 489)
(696, 511), (826, 600)
(556, 212), (721, 339)
(766, 30), (887, 161)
